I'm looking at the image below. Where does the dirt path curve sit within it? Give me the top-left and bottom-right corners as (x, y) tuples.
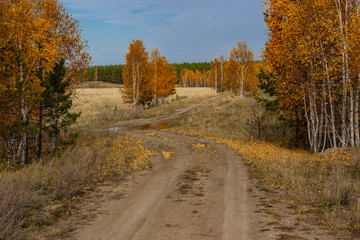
(75, 129), (277, 240)
(106, 94), (231, 131)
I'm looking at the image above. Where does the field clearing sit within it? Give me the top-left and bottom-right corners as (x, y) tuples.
(72, 87), (218, 129)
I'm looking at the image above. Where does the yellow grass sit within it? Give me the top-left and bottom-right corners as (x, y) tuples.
(77, 81), (123, 88)
(72, 87), (217, 129)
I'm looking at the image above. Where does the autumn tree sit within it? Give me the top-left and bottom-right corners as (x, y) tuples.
(149, 48), (176, 105)
(218, 55), (226, 92)
(211, 58), (221, 92)
(224, 57), (238, 92)
(230, 41), (256, 96)
(122, 39), (152, 108)
(263, 0), (360, 152)
(36, 0), (90, 157)
(0, 0), (90, 165)
(1, 0), (60, 165)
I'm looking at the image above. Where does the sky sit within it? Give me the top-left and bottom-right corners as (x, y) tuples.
(62, 0), (267, 66)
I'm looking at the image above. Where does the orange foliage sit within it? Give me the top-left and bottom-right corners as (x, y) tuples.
(149, 48), (176, 104)
(0, 0), (90, 164)
(122, 39), (151, 107)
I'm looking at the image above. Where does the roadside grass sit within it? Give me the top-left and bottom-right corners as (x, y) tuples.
(72, 87), (217, 129)
(0, 132), (152, 239)
(172, 94), (360, 236)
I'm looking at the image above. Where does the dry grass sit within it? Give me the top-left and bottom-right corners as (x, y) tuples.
(0, 132), (153, 239)
(173, 93), (291, 143)
(77, 81), (122, 89)
(72, 87), (217, 129)
(173, 95), (360, 236)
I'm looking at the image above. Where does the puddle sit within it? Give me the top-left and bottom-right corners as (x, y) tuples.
(108, 126), (124, 131)
(108, 122), (170, 131)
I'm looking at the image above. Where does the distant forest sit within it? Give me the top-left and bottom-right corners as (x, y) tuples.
(85, 62), (212, 84)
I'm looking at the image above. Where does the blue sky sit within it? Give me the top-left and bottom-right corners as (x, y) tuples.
(62, 0), (267, 66)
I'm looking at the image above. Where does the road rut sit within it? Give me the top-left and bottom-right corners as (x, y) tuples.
(76, 130), (274, 240)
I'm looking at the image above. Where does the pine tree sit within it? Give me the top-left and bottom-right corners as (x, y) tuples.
(41, 59), (80, 154)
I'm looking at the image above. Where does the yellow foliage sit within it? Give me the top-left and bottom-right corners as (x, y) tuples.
(145, 132), (173, 141)
(161, 151), (174, 159)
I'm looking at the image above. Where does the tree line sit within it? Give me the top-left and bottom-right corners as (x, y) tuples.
(179, 41), (263, 94)
(172, 62), (211, 77)
(86, 65), (123, 84)
(84, 62), (212, 84)
(0, 0), (90, 166)
(262, 0), (360, 152)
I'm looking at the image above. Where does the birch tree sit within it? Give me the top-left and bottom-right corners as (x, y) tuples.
(122, 39), (151, 108)
(263, 0), (360, 152)
(230, 41), (256, 96)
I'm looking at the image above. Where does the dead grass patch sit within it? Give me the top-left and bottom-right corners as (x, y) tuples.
(72, 87), (217, 129)
(0, 133), (152, 239)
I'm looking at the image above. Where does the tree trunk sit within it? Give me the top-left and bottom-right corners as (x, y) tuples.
(355, 84), (360, 146)
(36, 102), (43, 158)
(21, 133), (27, 165)
(303, 86), (313, 152)
(220, 63), (224, 92)
(214, 67), (218, 93)
(19, 44), (28, 165)
(350, 88), (355, 147)
(326, 60), (337, 148)
(132, 62), (137, 107)
(337, 0), (350, 147)
(153, 62), (158, 105)
(320, 42), (337, 148)
(51, 93), (58, 154)
(240, 67), (244, 97)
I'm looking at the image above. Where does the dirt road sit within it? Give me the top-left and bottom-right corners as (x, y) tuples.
(106, 94), (230, 131)
(72, 96), (338, 240)
(75, 129), (274, 240)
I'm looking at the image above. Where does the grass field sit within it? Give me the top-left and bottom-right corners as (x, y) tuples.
(72, 86), (217, 129)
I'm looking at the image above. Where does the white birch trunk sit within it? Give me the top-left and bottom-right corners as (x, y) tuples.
(132, 62), (137, 107)
(355, 84), (360, 146)
(214, 67), (218, 93)
(220, 62), (224, 92)
(153, 62), (158, 105)
(135, 64), (140, 106)
(240, 67), (244, 97)
(302, 86), (313, 151)
(336, 0), (350, 147)
(19, 41), (28, 165)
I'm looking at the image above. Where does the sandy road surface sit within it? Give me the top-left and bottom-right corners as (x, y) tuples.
(76, 129), (275, 240)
